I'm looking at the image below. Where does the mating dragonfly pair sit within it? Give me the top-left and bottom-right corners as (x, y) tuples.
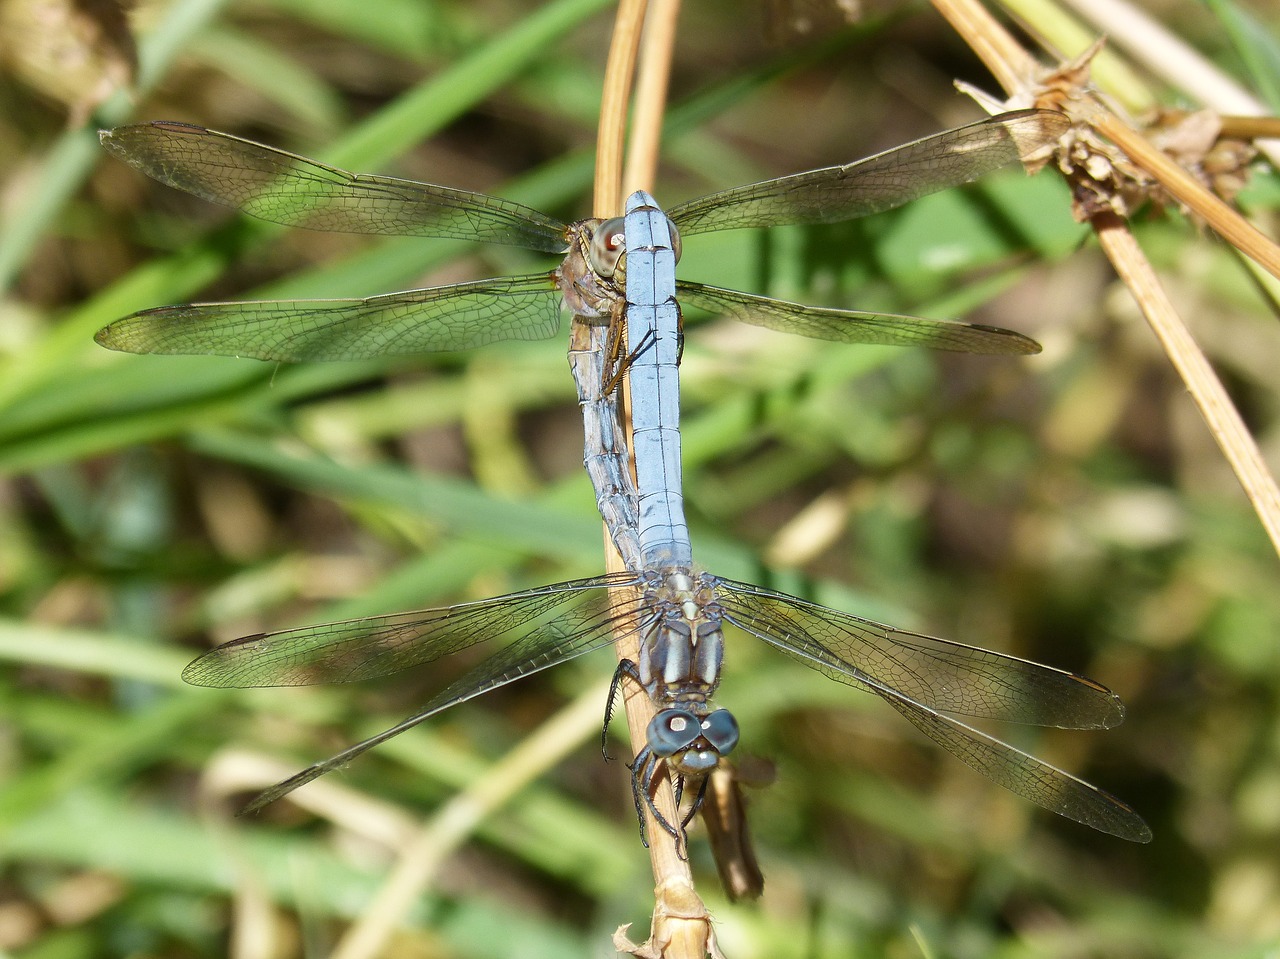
(98, 110), (1151, 848)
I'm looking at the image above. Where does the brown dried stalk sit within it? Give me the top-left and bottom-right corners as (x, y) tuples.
(593, 2), (724, 958)
(932, 0), (1280, 560)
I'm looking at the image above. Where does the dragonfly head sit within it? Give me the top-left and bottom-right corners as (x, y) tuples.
(587, 211), (683, 280)
(647, 707), (739, 776)
(559, 218), (622, 318)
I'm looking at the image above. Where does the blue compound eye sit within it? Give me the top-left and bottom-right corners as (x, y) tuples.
(647, 709), (702, 757)
(700, 710), (739, 754)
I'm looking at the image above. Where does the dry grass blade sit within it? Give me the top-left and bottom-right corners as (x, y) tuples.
(1088, 112), (1280, 281)
(1093, 213), (1280, 552)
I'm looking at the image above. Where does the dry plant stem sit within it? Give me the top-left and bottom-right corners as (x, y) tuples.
(326, 679), (615, 959)
(1093, 213), (1280, 556)
(622, 8), (719, 958)
(594, 0), (646, 216)
(1090, 112), (1280, 283)
(1221, 117), (1280, 142)
(623, 0), (681, 195)
(932, 0), (1280, 557)
(930, 0), (1036, 93)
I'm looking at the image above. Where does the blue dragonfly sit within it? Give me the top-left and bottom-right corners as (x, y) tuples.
(563, 188), (1151, 846)
(98, 111), (1150, 846)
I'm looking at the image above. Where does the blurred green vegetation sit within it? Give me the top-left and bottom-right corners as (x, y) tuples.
(3, 0), (1280, 956)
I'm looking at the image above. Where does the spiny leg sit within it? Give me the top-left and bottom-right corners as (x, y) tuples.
(634, 750), (691, 857)
(602, 319), (658, 395)
(602, 659), (642, 760)
(681, 775), (711, 830)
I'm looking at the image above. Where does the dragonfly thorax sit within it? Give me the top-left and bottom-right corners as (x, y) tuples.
(637, 569), (725, 704)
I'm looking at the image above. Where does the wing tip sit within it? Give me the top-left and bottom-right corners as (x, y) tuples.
(180, 661), (216, 687)
(965, 322), (1042, 355)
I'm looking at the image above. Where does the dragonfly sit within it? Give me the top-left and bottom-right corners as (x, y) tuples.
(94, 110), (1068, 362)
(554, 189), (1152, 845)
(104, 111), (1149, 842)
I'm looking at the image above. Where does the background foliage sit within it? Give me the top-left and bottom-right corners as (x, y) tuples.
(2, 0), (1279, 956)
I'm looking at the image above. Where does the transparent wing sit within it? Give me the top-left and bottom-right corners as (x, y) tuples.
(183, 572), (646, 812)
(95, 273), (565, 360)
(712, 578), (1123, 729)
(100, 122), (570, 253)
(183, 573), (641, 688)
(713, 579), (1150, 841)
(667, 110), (1068, 236)
(885, 695), (1151, 842)
(677, 281), (1041, 355)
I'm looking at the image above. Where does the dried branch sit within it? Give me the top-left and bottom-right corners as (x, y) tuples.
(595, 2), (721, 957)
(933, 0), (1280, 560)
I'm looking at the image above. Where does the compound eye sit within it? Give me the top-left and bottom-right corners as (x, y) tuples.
(647, 709), (701, 757)
(700, 710), (739, 754)
(589, 217), (626, 276)
(667, 220), (682, 263)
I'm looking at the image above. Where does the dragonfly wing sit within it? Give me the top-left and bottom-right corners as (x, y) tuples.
(676, 281), (1041, 355)
(236, 573), (647, 812)
(667, 110), (1068, 236)
(183, 573), (640, 687)
(96, 273), (566, 361)
(101, 123), (570, 253)
(884, 695), (1151, 841)
(702, 763), (768, 902)
(713, 578), (1125, 729)
(890, 696), (1152, 839)
(241, 704), (456, 812)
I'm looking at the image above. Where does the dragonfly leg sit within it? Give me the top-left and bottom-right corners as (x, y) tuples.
(635, 754), (691, 855)
(607, 659), (695, 854)
(630, 745), (656, 847)
(603, 322), (658, 395)
(681, 774), (711, 830)
(600, 314), (628, 394)
(602, 659), (644, 761)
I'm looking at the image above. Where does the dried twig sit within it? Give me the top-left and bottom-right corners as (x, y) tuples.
(932, 0), (1280, 560)
(594, 3), (724, 957)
